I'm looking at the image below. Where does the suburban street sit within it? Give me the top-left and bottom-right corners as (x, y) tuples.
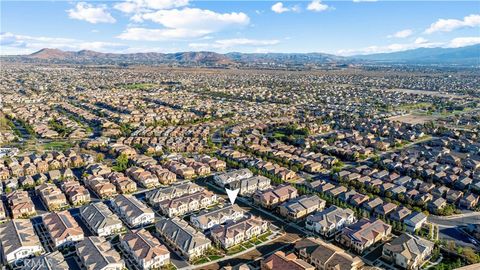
(428, 212), (480, 228)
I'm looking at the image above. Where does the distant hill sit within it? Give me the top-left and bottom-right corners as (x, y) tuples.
(3, 44), (479, 67)
(27, 48), (234, 66)
(4, 48), (345, 68)
(352, 44), (480, 65)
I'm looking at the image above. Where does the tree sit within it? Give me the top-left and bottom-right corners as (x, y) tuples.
(95, 153), (105, 163)
(462, 247), (480, 264)
(115, 154), (129, 171)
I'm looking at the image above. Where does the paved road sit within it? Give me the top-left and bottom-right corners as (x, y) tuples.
(438, 227), (479, 251)
(428, 212), (480, 250)
(192, 180), (307, 269)
(428, 212), (480, 228)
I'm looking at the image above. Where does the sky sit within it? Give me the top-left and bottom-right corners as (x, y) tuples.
(1, 0), (479, 56)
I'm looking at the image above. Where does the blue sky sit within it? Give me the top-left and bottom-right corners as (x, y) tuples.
(1, 0), (479, 55)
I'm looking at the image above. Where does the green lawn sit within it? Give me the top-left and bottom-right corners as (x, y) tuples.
(41, 141), (74, 151)
(258, 231), (272, 242)
(192, 257), (209, 265)
(208, 255), (223, 261)
(243, 242), (254, 248)
(226, 245), (246, 255)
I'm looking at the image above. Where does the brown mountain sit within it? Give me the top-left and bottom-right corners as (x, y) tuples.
(29, 48), (74, 59)
(4, 48), (348, 68)
(25, 48), (234, 65)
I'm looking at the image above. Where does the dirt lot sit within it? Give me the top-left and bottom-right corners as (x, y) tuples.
(383, 88), (467, 98)
(388, 113), (439, 125)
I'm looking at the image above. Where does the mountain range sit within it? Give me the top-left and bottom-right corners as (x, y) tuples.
(352, 44), (480, 64)
(3, 44), (479, 67)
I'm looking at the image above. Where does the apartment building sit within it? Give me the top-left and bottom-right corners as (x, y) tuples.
(0, 220), (44, 264)
(80, 202), (123, 237)
(121, 229), (170, 269)
(190, 204), (245, 231)
(43, 211), (84, 248)
(156, 217), (212, 260)
(211, 215), (269, 249)
(306, 206), (356, 237)
(112, 194), (155, 228)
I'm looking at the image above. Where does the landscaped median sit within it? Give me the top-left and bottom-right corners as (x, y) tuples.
(191, 230), (277, 265)
(191, 247), (224, 265)
(226, 230), (274, 256)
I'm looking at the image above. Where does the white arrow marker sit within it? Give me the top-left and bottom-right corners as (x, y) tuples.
(226, 188), (240, 205)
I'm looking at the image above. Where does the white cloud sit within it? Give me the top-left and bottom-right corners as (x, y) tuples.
(414, 37), (428, 44)
(139, 8), (249, 29)
(114, 0), (189, 14)
(117, 27), (211, 41)
(67, 2), (116, 24)
(119, 8), (249, 40)
(189, 38), (280, 50)
(448, 37), (480, 48)
(0, 32), (126, 55)
(271, 2), (290, 14)
(337, 35), (479, 56)
(425, 14), (480, 34)
(388, 29), (413, 38)
(337, 40), (442, 56)
(307, 0), (329, 12)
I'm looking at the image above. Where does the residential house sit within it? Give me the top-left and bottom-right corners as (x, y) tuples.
(350, 193), (369, 207)
(363, 197), (384, 212)
(428, 197), (447, 214)
(214, 169), (253, 187)
(43, 211), (84, 248)
(146, 182), (203, 207)
(306, 206), (356, 238)
(21, 251), (69, 270)
(121, 229), (170, 269)
(253, 185), (298, 209)
(36, 183), (68, 211)
(156, 217), (212, 260)
(390, 206), (412, 222)
(336, 218), (392, 254)
(0, 220), (44, 264)
(404, 212), (427, 233)
(459, 193), (479, 209)
(126, 167), (160, 189)
(294, 237), (364, 270)
(61, 180), (91, 206)
(278, 195), (326, 221)
(85, 176), (117, 199)
(382, 233), (434, 270)
(158, 190), (218, 217)
(261, 251), (314, 270)
(80, 202), (123, 237)
(111, 194), (155, 228)
(190, 204), (244, 231)
(108, 173), (138, 194)
(227, 175), (271, 196)
(76, 236), (124, 270)
(7, 190), (36, 218)
(211, 215), (269, 249)
(446, 190), (464, 204)
(145, 165), (176, 185)
(374, 202), (398, 217)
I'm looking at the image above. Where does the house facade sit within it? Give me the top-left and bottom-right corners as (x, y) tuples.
(306, 206), (356, 237)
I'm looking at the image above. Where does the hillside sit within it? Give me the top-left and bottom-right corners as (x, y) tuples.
(352, 44), (480, 65)
(3, 44), (479, 67)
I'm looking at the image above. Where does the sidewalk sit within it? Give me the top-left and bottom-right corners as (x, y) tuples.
(180, 231), (285, 270)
